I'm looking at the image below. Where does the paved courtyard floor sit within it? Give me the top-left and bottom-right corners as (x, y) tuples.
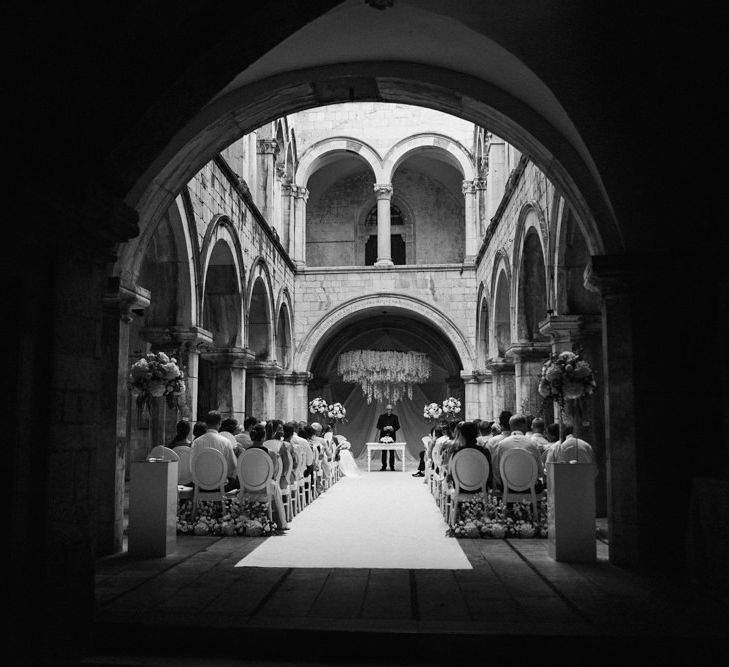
(89, 470), (729, 665)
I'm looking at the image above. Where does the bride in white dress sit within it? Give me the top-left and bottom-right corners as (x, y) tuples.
(333, 436), (362, 478)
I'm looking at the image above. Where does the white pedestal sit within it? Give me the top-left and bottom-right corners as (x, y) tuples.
(129, 460), (178, 557)
(547, 462), (596, 563)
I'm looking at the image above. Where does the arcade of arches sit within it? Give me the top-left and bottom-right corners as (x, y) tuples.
(8, 3), (728, 663)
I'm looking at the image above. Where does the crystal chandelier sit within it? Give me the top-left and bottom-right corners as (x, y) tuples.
(337, 350), (431, 404)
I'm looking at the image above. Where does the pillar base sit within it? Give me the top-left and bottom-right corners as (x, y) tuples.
(374, 259), (394, 268)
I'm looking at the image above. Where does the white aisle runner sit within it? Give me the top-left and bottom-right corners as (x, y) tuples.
(235, 471), (472, 569)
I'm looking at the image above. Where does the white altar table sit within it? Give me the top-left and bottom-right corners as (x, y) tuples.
(366, 442), (407, 472)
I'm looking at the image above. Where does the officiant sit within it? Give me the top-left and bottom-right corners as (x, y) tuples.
(376, 404), (401, 471)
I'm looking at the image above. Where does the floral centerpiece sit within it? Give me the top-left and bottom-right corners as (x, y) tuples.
(423, 402), (443, 423)
(129, 351), (185, 419)
(538, 350), (596, 407)
(327, 402), (347, 423)
(380, 425), (394, 444)
(308, 397), (328, 416)
(441, 396), (461, 420)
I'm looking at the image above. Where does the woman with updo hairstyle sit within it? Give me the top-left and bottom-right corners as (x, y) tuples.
(167, 420), (191, 448)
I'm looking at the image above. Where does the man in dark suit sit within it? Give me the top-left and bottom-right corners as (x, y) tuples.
(376, 404), (400, 471)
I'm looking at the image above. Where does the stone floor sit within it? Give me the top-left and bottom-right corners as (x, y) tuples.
(90, 527), (729, 665)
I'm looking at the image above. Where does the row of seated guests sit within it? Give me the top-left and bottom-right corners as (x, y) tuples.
(422, 411), (595, 492)
(167, 410), (339, 530)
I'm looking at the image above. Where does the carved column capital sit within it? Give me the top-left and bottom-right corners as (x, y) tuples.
(486, 359), (515, 374)
(257, 138), (280, 156)
(294, 186), (309, 202)
(200, 347), (255, 368)
(505, 342), (552, 362)
(281, 180), (294, 196)
(462, 179), (477, 195)
(373, 183), (393, 200)
(276, 371), (313, 386)
(103, 277), (150, 323)
(460, 369), (493, 383)
(246, 360), (283, 378)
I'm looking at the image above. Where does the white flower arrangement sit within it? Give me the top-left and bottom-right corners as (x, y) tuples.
(423, 402), (443, 421)
(308, 397), (328, 415)
(326, 402), (347, 422)
(379, 436), (394, 444)
(441, 396), (462, 419)
(129, 351), (185, 416)
(538, 350), (597, 405)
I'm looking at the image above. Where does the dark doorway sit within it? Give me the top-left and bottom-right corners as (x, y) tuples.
(365, 234), (406, 265)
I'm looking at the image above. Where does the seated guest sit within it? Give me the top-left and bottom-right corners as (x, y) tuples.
(541, 422), (561, 464)
(491, 413), (545, 492)
(476, 420), (493, 448)
(263, 419), (284, 454)
(546, 433), (595, 465)
(442, 420), (493, 489)
(235, 416), (257, 450)
(487, 410), (512, 454)
(191, 410), (239, 491)
(220, 417), (242, 454)
(167, 420), (191, 448)
(529, 418), (550, 459)
(192, 421), (207, 439)
(524, 414), (535, 438)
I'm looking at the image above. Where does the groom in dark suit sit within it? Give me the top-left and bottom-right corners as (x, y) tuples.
(376, 404), (400, 471)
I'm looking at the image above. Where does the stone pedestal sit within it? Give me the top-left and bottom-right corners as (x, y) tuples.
(462, 179), (478, 261)
(547, 462), (596, 563)
(507, 343), (551, 417)
(128, 460), (178, 557)
(275, 371), (312, 421)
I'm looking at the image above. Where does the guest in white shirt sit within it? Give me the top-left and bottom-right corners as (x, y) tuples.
(491, 413), (545, 492)
(529, 418), (550, 461)
(486, 410), (512, 456)
(235, 416), (257, 450)
(190, 410), (239, 491)
(545, 434), (595, 465)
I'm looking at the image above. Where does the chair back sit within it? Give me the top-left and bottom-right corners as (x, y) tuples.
(324, 431), (334, 443)
(238, 448), (274, 493)
(191, 448), (227, 490)
(450, 448), (490, 492)
(279, 446), (293, 487)
(500, 448), (538, 492)
(149, 445), (180, 462)
(173, 445), (193, 484)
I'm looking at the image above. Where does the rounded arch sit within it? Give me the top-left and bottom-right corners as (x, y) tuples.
(246, 258), (275, 360)
(202, 238), (243, 348)
(275, 287), (294, 369)
(515, 227), (549, 342)
(475, 281), (490, 367)
(200, 216), (246, 299)
(491, 253), (513, 359)
(383, 133), (475, 182)
(296, 136), (384, 187)
(295, 293), (475, 373)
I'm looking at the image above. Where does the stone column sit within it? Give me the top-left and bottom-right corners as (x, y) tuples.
(275, 371), (312, 421)
(474, 177), (488, 236)
(461, 370), (493, 419)
(98, 278), (149, 557)
(246, 360), (281, 421)
(507, 342), (552, 418)
(292, 185), (309, 267)
(281, 179), (294, 257)
(373, 183), (394, 267)
(256, 138), (279, 224)
(200, 348), (253, 423)
(486, 359), (516, 416)
(485, 137), (506, 222)
(462, 179), (478, 261)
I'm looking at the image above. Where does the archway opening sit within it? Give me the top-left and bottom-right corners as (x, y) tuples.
(517, 227), (548, 342)
(276, 302), (292, 369)
(248, 277), (271, 360)
(494, 270), (511, 359)
(308, 309), (463, 462)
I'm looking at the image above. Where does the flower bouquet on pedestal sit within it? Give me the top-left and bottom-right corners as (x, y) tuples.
(441, 396), (462, 421)
(308, 396), (328, 417)
(380, 426), (394, 444)
(423, 402), (443, 424)
(129, 351), (186, 449)
(326, 402), (347, 423)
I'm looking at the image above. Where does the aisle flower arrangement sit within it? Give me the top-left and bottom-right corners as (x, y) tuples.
(423, 402), (443, 422)
(538, 350), (596, 406)
(446, 492), (548, 539)
(327, 402), (347, 423)
(176, 496), (279, 537)
(129, 351), (186, 417)
(441, 396), (462, 420)
(308, 396), (328, 416)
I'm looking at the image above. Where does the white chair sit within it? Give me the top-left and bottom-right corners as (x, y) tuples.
(190, 448), (234, 521)
(277, 446), (295, 522)
(236, 448), (274, 522)
(422, 435), (432, 484)
(499, 447), (544, 521)
(446, 448), (490, 525)
(295, 447), (308, 510)
(148, 445), (180, 462)
(172, 445), (194, 501)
